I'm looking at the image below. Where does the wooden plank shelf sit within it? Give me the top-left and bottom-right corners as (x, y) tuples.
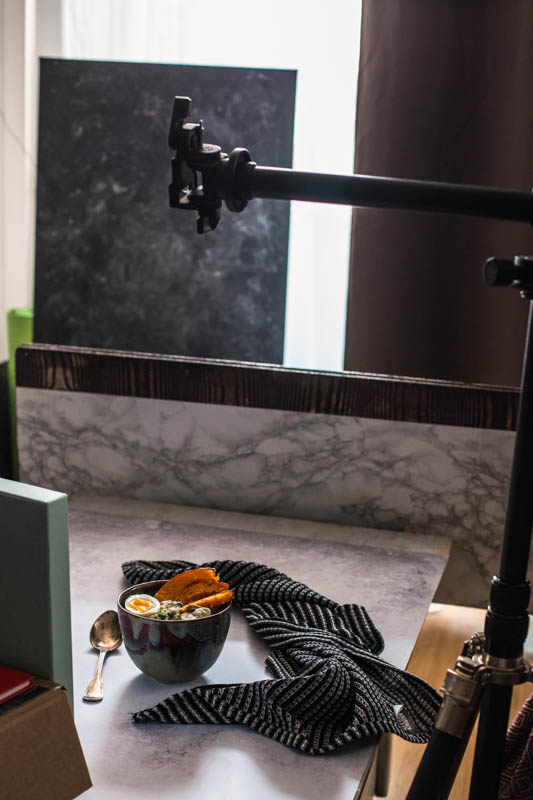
(16, 343), (519, 430)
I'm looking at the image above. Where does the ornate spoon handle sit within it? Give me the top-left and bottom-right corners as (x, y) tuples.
(83, 650), (106, 701)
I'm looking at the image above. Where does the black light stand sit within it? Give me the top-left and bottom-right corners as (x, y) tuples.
(168, 97), (533, 799)
(407, 256), (533, 800)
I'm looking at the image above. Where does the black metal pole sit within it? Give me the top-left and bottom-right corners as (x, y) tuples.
(242, 164), (533, 224)
(498, 301), (533, 586)
(468, 299), (533, 799)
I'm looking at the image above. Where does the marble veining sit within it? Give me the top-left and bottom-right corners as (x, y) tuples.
(18, 387), (516, 606)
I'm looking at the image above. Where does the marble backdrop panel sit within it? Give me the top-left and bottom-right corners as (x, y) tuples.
(17, 387), (516, 606)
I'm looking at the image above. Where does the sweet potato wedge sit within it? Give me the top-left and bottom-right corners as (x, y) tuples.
(178, 580), (230, 604)
(182, 589), (233, 613)
(154, 568), (219, 602)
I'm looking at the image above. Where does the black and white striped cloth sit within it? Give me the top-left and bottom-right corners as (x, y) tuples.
(123, 559), (441, 754)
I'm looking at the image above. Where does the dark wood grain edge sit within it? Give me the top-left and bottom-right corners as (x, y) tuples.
(15, 344), (519, 430)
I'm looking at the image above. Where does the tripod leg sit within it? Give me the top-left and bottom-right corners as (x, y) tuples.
(406, 649), (482, 800)
(405, 724), (475, 800)
(468, 684), (512, 800)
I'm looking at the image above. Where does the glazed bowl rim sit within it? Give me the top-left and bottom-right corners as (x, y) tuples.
(117, 578), (232, 623)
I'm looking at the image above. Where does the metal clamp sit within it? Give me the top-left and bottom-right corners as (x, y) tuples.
(168, 96), (257, 234)
(481, 652), (533, 686)
(435, 635), (533, 738)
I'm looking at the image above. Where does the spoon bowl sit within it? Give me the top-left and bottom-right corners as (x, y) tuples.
(83, 609), (123, 702)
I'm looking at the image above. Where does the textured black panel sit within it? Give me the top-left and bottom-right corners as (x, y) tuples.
(34, 59), (295, 362)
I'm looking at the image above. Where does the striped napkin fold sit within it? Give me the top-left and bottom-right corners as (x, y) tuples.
(122, 559), (441, 754)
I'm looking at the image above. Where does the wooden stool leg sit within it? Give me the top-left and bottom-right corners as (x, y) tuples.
(375, 733), (392, 796)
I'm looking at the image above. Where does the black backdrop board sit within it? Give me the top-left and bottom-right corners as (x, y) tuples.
(34, 58), (296, 362)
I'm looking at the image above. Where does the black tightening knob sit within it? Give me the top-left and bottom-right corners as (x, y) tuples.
(484, 257), (519, 287)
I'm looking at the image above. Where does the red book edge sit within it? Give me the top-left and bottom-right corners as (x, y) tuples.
(0, 665), (35, 704)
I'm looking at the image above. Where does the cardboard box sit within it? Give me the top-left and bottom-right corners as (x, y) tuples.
(0, 680), (91, 799)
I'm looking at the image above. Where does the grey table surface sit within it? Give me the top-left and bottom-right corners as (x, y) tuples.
(69, 497), (449, 800)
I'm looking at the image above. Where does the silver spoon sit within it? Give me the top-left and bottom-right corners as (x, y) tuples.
(83, 610), (123, 702)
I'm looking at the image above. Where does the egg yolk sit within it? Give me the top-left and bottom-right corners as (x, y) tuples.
(129, 597), (154, 613)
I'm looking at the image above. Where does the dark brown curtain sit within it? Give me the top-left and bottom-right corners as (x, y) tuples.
(344, 0), (533, 386)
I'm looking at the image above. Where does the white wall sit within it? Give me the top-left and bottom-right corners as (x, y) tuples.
(0, 0), (33, 361)
(0, 0), (62, 361)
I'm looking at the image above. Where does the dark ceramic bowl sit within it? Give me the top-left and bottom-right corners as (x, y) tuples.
(117, 579), (231, 683)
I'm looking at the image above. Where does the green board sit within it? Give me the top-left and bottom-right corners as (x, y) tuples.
(0, 478), (73, 709)
(7, 308), (33, 478)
